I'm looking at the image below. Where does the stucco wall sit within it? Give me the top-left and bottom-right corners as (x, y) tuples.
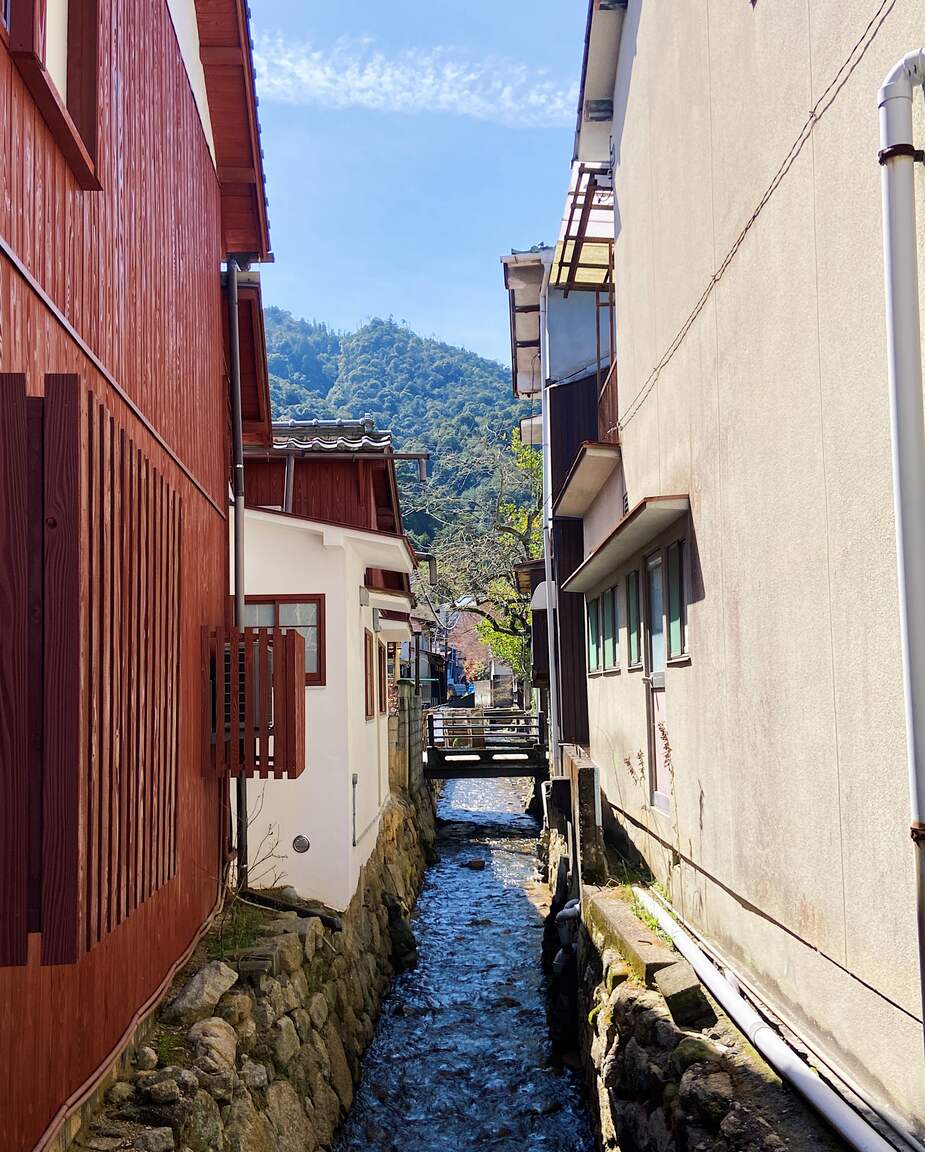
(237, 511), (392, 911)
(589, 0), (925, 1126)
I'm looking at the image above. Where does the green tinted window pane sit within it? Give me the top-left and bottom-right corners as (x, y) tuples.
(243, 601), (275, 628)
(627, 573), (640, 666)
(602, 588), (615, 668)
(613, 586), (621, 668)
(668, 542), (683, 656)
(587, 598), (600, 671)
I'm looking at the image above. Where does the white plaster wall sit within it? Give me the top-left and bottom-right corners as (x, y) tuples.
(45, 0), (69, 100)
(589, 0), (925, 1125)
(234, 512), (394, 911)
(166, 0), (217, 164)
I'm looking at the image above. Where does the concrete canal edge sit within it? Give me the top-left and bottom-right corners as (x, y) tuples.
(540, 770), (834, 1152)
(67, 783), (437, 1152)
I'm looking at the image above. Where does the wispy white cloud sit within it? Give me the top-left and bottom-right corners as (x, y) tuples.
(253, 33), (577, 129)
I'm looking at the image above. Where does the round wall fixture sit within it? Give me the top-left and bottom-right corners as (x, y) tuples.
(292, 835), (310, 854)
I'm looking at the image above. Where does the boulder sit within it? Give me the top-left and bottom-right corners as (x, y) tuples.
(217, 989), (255, 1027)
(178, 1090), (223, 1152)
(164, 962), (239, 1026)
(135, 1046), (158, 1071)
(272, 1016), (300, 1069)
(679, 1064), (734, 1129)
(324, 1021), (354, 1111)
(308, 992), (329, 1030)
(266, 1080), (317, 1152)
(188, 1017), (238, 1069)
(670, 1037), (725, 1077)
(719, 1103), (787, 1152)
(222, 1090), (277, 1152)
(106, 1081), (136, 1106)
(133, 1130), (175, 1152)
(275, 933), (305, 975)
(240, 1058), (270, 1092)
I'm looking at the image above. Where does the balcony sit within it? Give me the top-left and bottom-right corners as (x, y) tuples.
(202, 627), (306, 779)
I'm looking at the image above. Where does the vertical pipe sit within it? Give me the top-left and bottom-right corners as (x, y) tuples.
(414, 632), (421, 696)
(283, 451), (294, 513)
(227, 256), (248, 889)
(539, 264), (562, 771)
(879, 49), (925, 1049)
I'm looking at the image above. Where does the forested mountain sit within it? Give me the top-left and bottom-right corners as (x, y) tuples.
(265, 308), (528, 542)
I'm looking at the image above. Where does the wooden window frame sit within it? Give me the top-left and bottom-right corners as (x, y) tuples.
(377, 640), (387, 714)
(364, 629), (375, 721)
(9, 0), (101, 190)
(626, 569), (642, 670)
(243, 594), (326, 686)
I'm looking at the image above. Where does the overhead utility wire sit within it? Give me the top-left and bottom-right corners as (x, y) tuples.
(610, 0), (897, 435)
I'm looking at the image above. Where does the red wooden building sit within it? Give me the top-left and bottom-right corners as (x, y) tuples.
(0, 1), (284, 1148)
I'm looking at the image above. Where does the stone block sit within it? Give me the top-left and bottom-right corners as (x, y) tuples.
(133, 1130), (175, 1152)
(163, 961), (238, 1026)
(653, 961), (711, 1026)
(583, 889), (676, 985)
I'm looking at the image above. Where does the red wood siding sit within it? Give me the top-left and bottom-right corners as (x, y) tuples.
(0, 374), (29, 968)
(245, 456), (406, 536)
(0, 2), (231, 1148)
(202, 627), (306, 780)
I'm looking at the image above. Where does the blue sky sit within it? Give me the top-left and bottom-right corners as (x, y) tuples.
(249, 1), (586, 363)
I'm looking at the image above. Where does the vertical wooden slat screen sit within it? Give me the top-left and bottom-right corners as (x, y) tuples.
(0, 375), (29, 967)
(42, 377), (184, 964)
(202, 627), (306, 779)
(43, 375), (89, 965)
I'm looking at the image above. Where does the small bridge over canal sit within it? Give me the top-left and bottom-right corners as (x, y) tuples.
(423, 708), (548, 780)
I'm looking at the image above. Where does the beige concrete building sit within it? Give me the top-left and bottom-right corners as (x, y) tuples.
(556, 0), (925, 1134)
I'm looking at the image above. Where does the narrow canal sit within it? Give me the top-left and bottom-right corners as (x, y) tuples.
(335, 777), (595, 1151)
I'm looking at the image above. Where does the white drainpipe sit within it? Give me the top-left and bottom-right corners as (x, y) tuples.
(634, 889), (898, 1152)
(879, 49), (925, 1047)
(539, 265), (562, 772)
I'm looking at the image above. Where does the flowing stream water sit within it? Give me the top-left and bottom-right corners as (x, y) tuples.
(335, 777), (595, 1151)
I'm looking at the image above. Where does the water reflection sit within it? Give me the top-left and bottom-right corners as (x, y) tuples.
(336, 778), (594, 1151)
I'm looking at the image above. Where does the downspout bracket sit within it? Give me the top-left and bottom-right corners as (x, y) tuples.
(878, 143), (925, 164)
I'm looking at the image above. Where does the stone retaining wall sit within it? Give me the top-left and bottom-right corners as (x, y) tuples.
(69, 786), (436, 1152)
(540, 790), (842, 1152)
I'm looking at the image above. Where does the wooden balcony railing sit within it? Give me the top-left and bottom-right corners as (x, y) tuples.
(202, 627), (306, 779)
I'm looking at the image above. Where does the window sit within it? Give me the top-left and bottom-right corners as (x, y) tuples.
(667, 540), (687, 658)
(9, 0), (100, 188)
(364, 630), (375, 720)
(626, 570), (642, 667)
(378, 641), (387, 714)
(587, 597), (601, 672)
(242, 595), (326, 686)
(602, 585), (620, 670)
